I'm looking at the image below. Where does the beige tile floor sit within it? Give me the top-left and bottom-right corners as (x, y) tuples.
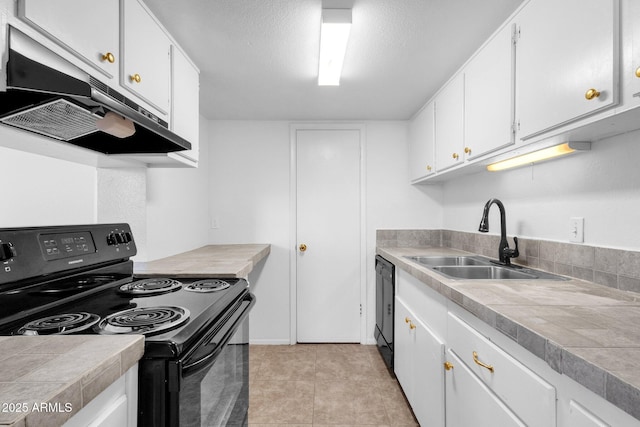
(249, 344), (418, 426)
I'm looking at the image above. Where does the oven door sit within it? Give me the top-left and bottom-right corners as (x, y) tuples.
(177, 293), (255, 427)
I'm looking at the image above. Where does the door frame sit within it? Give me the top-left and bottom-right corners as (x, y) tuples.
(289, 123), (367, 345)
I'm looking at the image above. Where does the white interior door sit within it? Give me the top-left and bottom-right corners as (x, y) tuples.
(296, 128), (361, 343)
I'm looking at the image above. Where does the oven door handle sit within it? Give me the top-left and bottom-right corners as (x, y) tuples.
(181, 293), (255, 377)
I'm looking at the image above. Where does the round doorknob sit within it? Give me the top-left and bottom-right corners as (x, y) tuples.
(299, 243), (307, 252)
(130, 73), (142, 83)
(585, 88), (600, 100)
(635, 67), (640, 78)
(101, 52), (115, 63)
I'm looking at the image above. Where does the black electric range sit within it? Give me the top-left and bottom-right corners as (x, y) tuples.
(0, 223), (254, 426)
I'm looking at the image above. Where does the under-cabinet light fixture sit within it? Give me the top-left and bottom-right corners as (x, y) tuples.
(486, 141), (591, 172)
(318, 8), (352, 86)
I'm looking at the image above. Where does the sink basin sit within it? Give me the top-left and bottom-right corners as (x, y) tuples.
(432, 265), (538, 280)
(404, 256), (491, 267)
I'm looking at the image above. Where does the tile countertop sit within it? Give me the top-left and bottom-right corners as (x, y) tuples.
(0, 335), (143, 427)
(133, 244), (271, 278)
(378, 246), (640, 422)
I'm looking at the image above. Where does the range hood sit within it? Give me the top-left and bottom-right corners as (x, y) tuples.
(0, 29), (191, 155)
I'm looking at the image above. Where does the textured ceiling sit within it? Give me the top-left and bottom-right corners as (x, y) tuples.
(144, 0), (525, 120)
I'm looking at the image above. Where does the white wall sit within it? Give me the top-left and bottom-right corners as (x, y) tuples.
(0, 144), (97, 227)
(441, 129), (640, 251)
(207, 120), (441, 344)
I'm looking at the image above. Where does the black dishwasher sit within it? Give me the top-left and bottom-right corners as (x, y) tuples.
(375, 255), (395, 374)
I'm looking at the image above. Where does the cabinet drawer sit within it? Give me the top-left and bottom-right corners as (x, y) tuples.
(396, 269), (447, 339)
(448, 312), (556, 427)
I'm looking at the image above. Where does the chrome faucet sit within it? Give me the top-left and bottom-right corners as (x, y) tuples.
(478, 198), (519, 265)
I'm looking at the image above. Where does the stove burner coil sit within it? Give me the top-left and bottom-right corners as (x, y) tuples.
(17, 312), (101, 335)
(184, 279), (231, 293)
(96, 306), (190, 335)
(118, 278), (182, 296)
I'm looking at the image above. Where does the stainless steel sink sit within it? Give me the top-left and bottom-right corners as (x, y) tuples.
(404, 255), (568, 281)
(432, 265), (539, 280)
(404, 255), (492, 266)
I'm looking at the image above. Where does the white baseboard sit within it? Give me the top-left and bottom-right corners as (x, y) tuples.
(249, 338), (292, 345)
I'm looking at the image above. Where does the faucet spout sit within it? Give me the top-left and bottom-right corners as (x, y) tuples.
(478, 198), (519, 265)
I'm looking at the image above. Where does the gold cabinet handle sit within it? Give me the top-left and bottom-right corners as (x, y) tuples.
(585, 88), (600, 100)
(635, 67), (640, 78)
(472, 351), (494, 373)
(101, 52), (115, 63)
(405, 317), (410, 323)
(299, 243), (307, 252)
(426, 165), (432, 172)
(130, 73), (142, 83)
(452, 153), (459, 160)
(464, 147), (471, 154)
(444, 361), (454, 371)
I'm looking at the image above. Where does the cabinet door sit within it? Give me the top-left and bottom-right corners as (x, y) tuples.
(566, 400), (610, 427)
(631, 0), (640, 102)
(434, 73), (464, 171)
(18, 0), (119, 78)
(409, 101), (435, 181)
(121, 0), (171, 114)
(445, 350), (525, 427)
(464, 23), (514, 160)
(171, 46), (199, 162)
(516, 0), (619, 140)
(395, 297), (445, 427)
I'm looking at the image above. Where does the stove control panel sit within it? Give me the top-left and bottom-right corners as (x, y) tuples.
(0, 223), (137, 285)
(39, 231), (96, 260)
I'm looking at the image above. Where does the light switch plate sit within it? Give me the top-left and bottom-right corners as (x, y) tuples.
(569, 217), (584, 243)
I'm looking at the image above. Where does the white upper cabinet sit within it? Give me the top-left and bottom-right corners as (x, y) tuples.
(18, 0), (119, 79)
(170, 45), (199, 163)
(464, 22), (515, 159)
(434, 73), (465, 172)
(515, 0), (619, 140)
(121, 0), (171, 115)
(629, 0), (640, 104)
(408, 101), (435, 181)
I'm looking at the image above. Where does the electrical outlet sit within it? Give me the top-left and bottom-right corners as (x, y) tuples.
(569, 217), (584, 243)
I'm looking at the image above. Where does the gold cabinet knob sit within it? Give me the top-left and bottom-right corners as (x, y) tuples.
(472, 351), (494, 373)
(444, 361), (454, 371)
(130, 73), (142, 83)
(426, 165), (432, 172)
(299, 243), (307, 252)
(452, 153), (459, 160)
(409, 322), (416, 330)
(635, 67), (640, 78)
(585, 88), (600, 100)
(405, 317), (410, 324)
(101, 52), (115, 63)
(464, 147), (471, 154)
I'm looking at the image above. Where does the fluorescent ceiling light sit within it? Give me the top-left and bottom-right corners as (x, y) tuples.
(318, 9), (352, 86)
(487, 141), (591, 172)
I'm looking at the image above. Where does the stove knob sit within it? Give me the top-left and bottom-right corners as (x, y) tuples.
(0, 242), (16, 261)
(122, 232), (132, 243)
(106, 233), (117, 246)
(115, 233), (125, 244)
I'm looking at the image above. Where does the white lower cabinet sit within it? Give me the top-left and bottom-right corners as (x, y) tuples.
(566, 400), (610, 427)
(446, 312), (556, 427)
(444, 349), (524, 427)
(63, 365), (138, 427)
(394, 297), (445, 427)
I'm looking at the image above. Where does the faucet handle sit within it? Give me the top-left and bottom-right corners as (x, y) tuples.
(504, 236), (520, 259)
